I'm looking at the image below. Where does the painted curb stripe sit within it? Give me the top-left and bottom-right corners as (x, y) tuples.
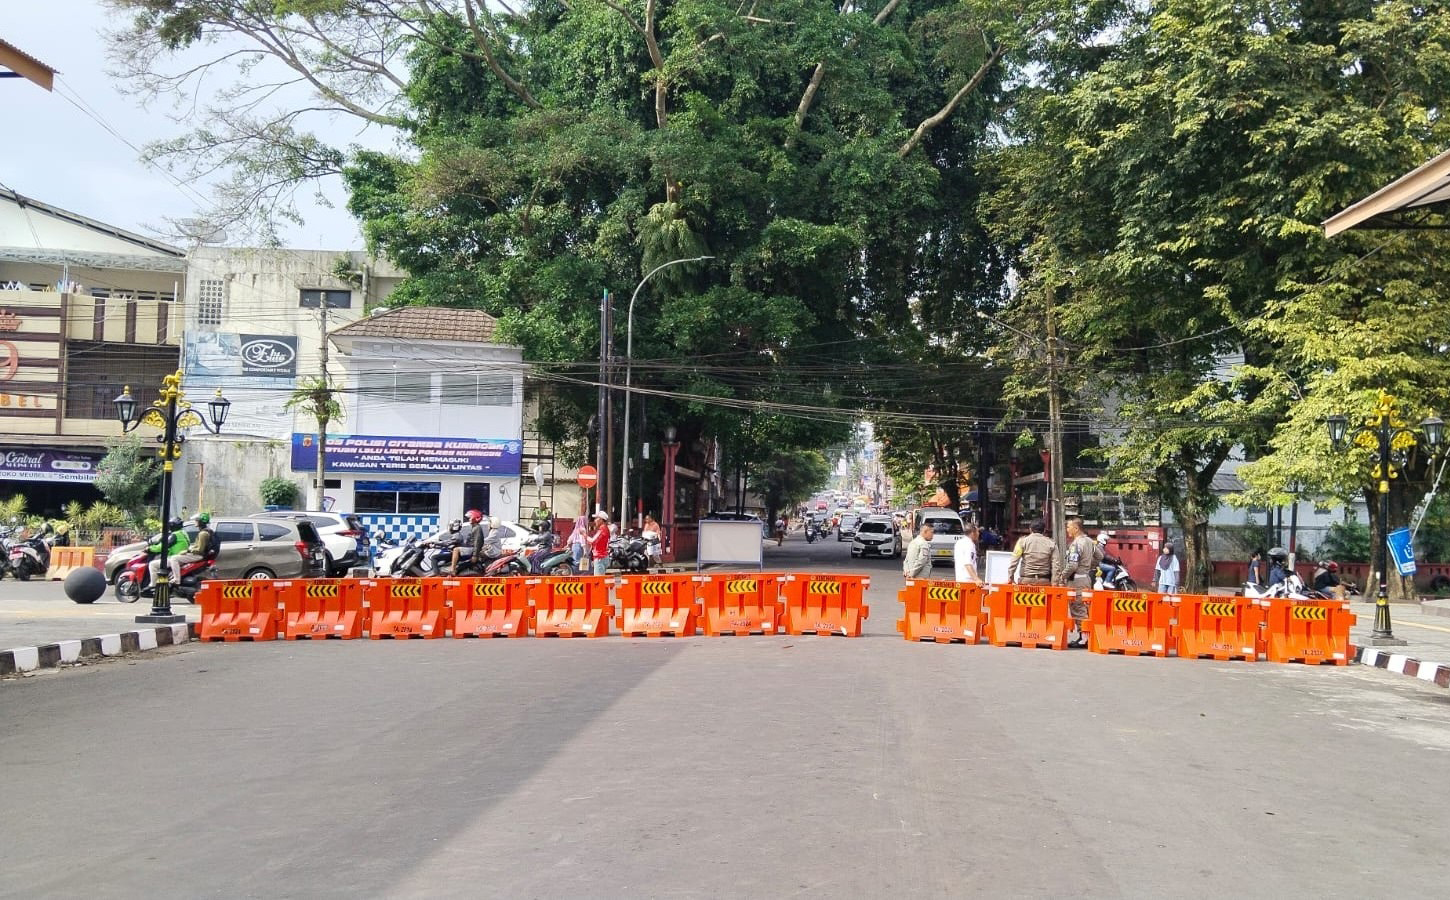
(2, 625), (198, 678)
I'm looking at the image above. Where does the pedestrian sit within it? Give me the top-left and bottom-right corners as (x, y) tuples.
(641, 514), (663, 564)
(530, 501), (554, 536)
(903, 523), (935, 580)
(589, 512), (612, 575)
(1008, 519), (1058, 586)
(954, 522), (981, 584)
(1247, 548), (1266, 588)
(1058, 517), (1101, 647)
(566, 514), (589, 572)
(1155, 543), (1181, 593)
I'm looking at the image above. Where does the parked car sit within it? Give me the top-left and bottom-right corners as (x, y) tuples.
(851, 516), (902, 558)
(837, 512), (862, 541)
(103, 517), (328, 582)
(254, 510), (368, 575)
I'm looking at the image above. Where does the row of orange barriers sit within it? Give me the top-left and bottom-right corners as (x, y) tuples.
(196, 572), (870, 641)
(896, 581), (1354, 665)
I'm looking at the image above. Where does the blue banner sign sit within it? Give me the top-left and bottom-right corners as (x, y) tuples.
(1387, 526), (1417, 577)
(291, 434), (522, 476)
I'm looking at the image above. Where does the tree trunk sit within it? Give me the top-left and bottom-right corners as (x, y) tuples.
(1364, 485), (1416, 601)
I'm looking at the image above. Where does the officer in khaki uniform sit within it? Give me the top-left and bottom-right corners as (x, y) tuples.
(1008, 519), (1059, 585)
(1057, 517), (1102, 648)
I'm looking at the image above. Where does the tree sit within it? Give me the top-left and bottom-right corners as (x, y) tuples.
(748, 449), (832, 524)
(285, 376), (343, 509)
(985, 0), (1450, 590)
(93, 434), (161, 527)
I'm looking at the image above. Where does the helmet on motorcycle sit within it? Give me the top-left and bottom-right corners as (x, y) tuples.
(1268, 546), (1288, 562)
(490, 517), (501, 529)
(1326, 560), (1339, 572)
(195, 512), (211, 526)
(1097, 532), (1111, 546)
(466, 509), (482, 524)
(449, 519), (462, 533)
(168, 517), (184, 531)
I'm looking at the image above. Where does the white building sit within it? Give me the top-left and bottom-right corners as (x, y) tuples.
(312, 307), (526, 542)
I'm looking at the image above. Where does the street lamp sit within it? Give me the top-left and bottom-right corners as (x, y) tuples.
(619, 255), (713, 530)
(661, 424), (681, 561)
(1326, 392), (1442, 645)
(115, 371), (231, 624)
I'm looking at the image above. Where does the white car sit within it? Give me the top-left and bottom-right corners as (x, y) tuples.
(851, 516), (902, 558)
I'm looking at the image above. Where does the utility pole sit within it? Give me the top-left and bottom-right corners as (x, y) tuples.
(1045, 286), (1067, 557)
(596, 290), (610, 516)
(315, 298), (329, 509)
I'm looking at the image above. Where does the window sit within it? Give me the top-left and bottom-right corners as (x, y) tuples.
(197, 279), (224, 326)
(257, 523), (292, 541)
(440, 374), (513, 407)
(63, 342), (180, 419)
(355, 480), (441, 514)
(857, 521), (890, 534)
(359, 371), (432, 403)
(300, 289), (352, 309)
(214, 522), (253, 544)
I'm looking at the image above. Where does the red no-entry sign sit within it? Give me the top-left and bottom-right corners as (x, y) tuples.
(577, 465), (598, 489)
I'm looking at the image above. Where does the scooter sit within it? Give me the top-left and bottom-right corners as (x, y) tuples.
(8, 523), (55, 581)
(115, 550), (217, 604)
(1243, 574), (1327, 601)
(608, 533), (656, 574)
(1095, 554), (1137, 591)
(805, 520), (820, 544)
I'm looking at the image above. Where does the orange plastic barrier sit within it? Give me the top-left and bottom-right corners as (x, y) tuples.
(779, 573), (870, 636)
(48, 546), (95, 581)
(984, 585), (1070, 649)
(281, 579), (366, 639)
(697, 575), (782, 636)
(530, 576), (614, 637)
(1260, 597), (1355, 665)
(614, 574), (701, 637)
(896, 580), (984, 643)
(366, 578), (452, 638)
(198, 580), (280, 642)
(1170, 594), (1263, 661)
(1087, 590), (1172, 657)
(447, 578), (532, 637)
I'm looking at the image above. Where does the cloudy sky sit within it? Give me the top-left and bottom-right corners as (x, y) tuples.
(2, 0), (371, 250)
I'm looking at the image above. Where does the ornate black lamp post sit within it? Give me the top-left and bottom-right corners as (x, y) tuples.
(114, 371), (231, 624)
(1326, 392), (1443, 646)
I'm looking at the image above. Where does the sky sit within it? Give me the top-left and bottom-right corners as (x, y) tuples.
(1, 0), (372, 250)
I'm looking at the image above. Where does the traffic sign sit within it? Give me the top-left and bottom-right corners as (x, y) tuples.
(577, 465), (598, 489)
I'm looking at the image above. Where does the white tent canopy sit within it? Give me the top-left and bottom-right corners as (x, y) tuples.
(1323, 147), (1450, 237)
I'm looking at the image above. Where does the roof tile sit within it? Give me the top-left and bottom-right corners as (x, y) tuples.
(330, 306), (502, 344)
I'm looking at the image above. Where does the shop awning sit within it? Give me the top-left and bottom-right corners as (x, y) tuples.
(1323, 147), (1450, 237)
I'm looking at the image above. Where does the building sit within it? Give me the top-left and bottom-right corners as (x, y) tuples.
(303, 306), (526, 542)
(0, 188), (186, 514)
(171, 246), (403, 514)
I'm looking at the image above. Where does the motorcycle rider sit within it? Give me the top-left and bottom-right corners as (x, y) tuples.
(148, 518), (191, 587)
(447, 509), (487, 574)
(1313, 560), (1345, 600)
(1266, 547), (1290, 588)
(174, 512), (218, 576)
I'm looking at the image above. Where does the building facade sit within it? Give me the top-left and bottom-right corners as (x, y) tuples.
(306, 307), (526, 542)
(0, 188), (186, 514)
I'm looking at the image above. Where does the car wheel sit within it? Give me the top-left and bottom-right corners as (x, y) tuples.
(323, 551), (339, 577)
(244, 567), (277, 580)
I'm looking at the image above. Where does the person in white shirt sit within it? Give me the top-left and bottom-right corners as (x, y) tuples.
(954, 522), (981, 584)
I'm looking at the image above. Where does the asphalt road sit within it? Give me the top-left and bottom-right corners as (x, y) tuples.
(2, 536), (1449, 898)
(0, 572), (200, 650)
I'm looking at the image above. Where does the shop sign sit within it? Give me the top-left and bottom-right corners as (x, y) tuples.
(291, 433), (523, 476)
(0, 449), (100, 483)
(240, 335), (297, 376)
(0, 310), (20, 332)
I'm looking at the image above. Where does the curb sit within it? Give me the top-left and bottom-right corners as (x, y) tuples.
(1, 623), (199, 677)
(1354, 645), (1450, 689)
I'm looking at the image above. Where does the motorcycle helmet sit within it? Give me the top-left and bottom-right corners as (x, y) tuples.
(490, 517), (501, 529)
(195, 512), (211, 526)
(168, 517), (184, 531)
(449, 519), (463, 534)
(1326, 560), (1339, 572)
(1097, 532), (1111, 546)
(466, 509), (483, 524)
(1268, 546), (1288, 563)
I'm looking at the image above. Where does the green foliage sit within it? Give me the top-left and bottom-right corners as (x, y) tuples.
(0, 494), (25, 523)
(93, 434), (160, 526)
(748, 450), (833, 521)
(285, 377), (343, 430)
(1319, 521), (1372, 564)
(259, 477), (301, 509)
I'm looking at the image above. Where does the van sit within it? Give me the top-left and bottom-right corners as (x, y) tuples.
(910, 507), (966, 566)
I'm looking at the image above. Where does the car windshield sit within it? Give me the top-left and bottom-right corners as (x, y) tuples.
(926, 519), (964, 535)
(857, 521), (890, 534)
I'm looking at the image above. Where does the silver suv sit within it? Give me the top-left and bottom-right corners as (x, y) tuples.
(254, 511), (368, 575)
(103, 517), (328, 582)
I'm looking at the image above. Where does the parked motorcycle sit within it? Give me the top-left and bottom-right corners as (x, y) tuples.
(8, 522), (55, 581)
(608, 533), (658, 574)
(483, 532), (567, 577)
(1243, 573), (1327, 601)
(115, 548), (217, 604)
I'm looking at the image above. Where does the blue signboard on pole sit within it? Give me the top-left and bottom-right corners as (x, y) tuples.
(291, 434), (522, 476)
(1387, 526), (1417, 577)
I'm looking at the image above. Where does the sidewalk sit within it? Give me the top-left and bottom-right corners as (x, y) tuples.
(1351, 599), (1450, 687)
